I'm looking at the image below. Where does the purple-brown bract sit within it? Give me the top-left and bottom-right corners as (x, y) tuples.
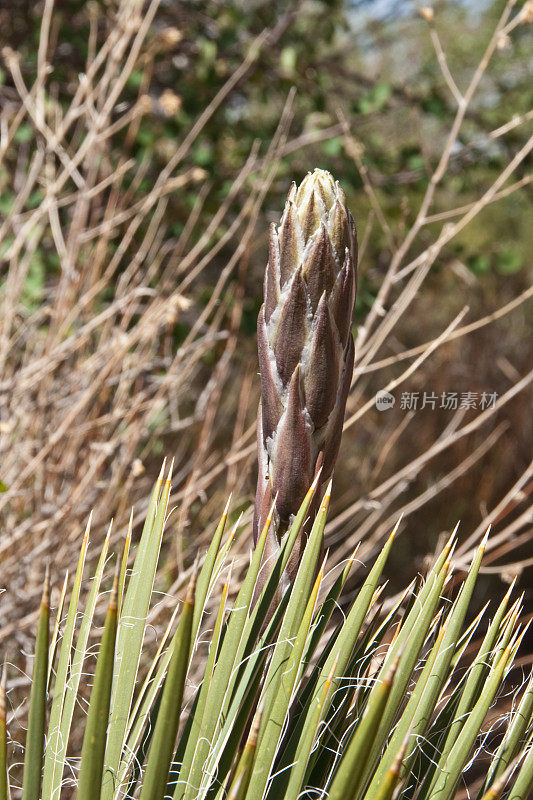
(254, 169), (358, 587)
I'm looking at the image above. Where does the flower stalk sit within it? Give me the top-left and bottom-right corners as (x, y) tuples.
(254, 169), (357, 584)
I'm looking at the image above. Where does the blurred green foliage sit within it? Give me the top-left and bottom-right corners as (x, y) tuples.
(2, 0), (531, 325)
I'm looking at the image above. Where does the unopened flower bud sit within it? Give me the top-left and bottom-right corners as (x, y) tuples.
(254, 169), (357, 586)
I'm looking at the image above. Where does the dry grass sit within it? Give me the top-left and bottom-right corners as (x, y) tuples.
(0, 0), (531, 671)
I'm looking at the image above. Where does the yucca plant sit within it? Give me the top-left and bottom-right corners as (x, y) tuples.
(2, 172), (532, 800)
(2, 467), (533, 800)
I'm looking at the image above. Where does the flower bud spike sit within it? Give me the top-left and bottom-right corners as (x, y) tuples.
(254, 169), (357, 582)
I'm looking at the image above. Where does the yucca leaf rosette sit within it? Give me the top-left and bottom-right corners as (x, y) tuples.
(254, 169), (357, 580)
